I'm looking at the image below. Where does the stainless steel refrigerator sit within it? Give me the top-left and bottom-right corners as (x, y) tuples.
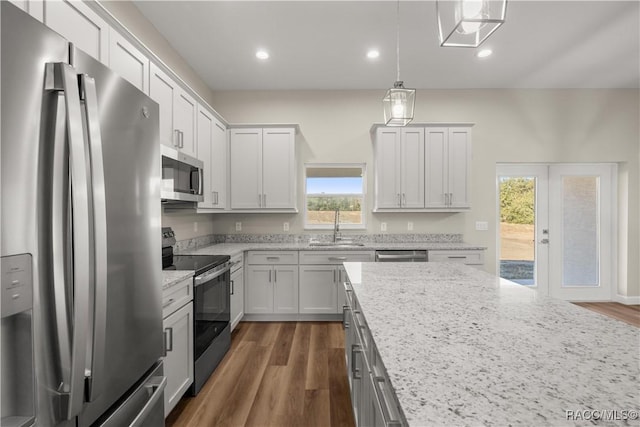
(1, 3), (165, 426)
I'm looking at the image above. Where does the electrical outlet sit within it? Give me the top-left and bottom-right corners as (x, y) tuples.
(380, 222), (387, 232)
(235, 222), (242, 231)
(193, 221), (198, 232)
(475, 221), (489, 231)
(407, 221), (413, 231)
(283, 222), (289, 232)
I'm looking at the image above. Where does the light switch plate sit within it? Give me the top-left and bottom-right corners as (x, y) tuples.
(475, 221), (489, 231)
(381, 222), (387, 232)
(235, 222), (242, 231)
(407, 221), (414, 231)
(283, 222), (289, 232)
(193, 221), (198, 232)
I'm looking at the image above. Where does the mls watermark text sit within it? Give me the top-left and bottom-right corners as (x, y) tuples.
(566, 409), (639, 421)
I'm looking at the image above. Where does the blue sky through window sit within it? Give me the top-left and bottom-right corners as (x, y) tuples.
(306, 177), (363, 194)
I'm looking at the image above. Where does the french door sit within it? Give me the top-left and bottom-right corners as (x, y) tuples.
(497, 164), (616, 301)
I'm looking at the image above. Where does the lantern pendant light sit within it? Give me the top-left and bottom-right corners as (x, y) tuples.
(383, 0), (415, 127)
(437, 0), (507, 48)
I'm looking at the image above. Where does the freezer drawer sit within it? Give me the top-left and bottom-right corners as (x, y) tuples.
(97, 361), (166, 427)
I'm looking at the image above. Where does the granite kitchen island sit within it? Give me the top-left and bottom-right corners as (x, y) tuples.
(342, 262), (640, 426)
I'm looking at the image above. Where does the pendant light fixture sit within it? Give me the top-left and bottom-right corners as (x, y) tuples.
(383, 0), (415, 127)
(437, 0), (507, 48)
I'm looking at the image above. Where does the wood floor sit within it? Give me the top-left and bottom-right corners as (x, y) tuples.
(166, 322), (355, 427)
(574, 302), (640, 327)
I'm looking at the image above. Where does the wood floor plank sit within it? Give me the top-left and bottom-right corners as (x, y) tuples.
(574, 302), (640, 327)
(306, 323), (330, 390)
(268, 321), (297, 366)
(211, 343), (273, 426)
(244, 365), (290, 427)
(327, 321), (345, 349)
(302, 389), (332, 427)
(244, 321), (282, 346)
(328, 347), (356, 427)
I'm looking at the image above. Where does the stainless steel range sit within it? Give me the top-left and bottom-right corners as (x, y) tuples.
(162, 228), (231, 395)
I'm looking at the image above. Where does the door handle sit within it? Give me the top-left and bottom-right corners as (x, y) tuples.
(164, 327), (173, 353)
(174, 129), (180, 148)
(540, 238), (549, 244)
(45, 62), (91, 420)
(80, 73), (108, 402)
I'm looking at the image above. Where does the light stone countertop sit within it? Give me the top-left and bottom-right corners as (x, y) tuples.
(343, 262), (640, 427)
(162, 270), (194, 291)
(179, 242), (486, 258)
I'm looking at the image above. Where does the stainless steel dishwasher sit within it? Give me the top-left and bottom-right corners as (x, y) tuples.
(375, 250), (428, 262)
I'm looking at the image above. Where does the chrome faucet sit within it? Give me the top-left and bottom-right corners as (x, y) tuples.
(333, 209), (341, 242)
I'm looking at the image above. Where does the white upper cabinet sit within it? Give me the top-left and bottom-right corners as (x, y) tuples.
(425, 127), (471, 209)
(229, 127), (296, 211)
(149, 63), (197, 158)
(197, 107), (227, 210)
(374, 127), (425, 210)
(262, 128), (296, 209)
(108, 30), (149, 93)
(173, 89), (197, 157)
(230, 128), (262, 209)
(8, 0), (43, 21)
(43, 0), (109, 64)
(374, 128), (401, 209)
(374, 124), (471, 211)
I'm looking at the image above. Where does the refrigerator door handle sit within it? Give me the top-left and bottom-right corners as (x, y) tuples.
(45, 62), (91, 420)
(80, 74), (108, 403)
(130, 376), (167, 427)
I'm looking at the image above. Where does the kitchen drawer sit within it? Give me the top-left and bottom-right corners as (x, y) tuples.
(299, 251), (374, 265)
(230, 252), (244, 272)
(162, 277), (193, 318)
(247, 251), (298, 265)
(428, 250), (484, 265)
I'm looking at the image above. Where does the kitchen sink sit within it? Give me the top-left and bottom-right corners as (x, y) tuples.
(308, 240), (365, 247)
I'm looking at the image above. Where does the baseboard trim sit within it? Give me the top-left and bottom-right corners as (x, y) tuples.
(243, 313), (342, 322)
(614, 294), (640, 305)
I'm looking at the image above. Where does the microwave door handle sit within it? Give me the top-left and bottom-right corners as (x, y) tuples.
(80, 74), (108, 402)
(198, 167), (203, 196)
(46, 62), (91, 420)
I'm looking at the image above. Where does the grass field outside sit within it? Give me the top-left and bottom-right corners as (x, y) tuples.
(307, 210), (362, 225)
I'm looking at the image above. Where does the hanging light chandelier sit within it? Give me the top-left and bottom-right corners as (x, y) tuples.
(437, 0), (507, 48)
(383, 0), (415, 127)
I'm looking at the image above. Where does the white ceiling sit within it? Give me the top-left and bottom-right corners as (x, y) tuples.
(133, 1), (640, 90)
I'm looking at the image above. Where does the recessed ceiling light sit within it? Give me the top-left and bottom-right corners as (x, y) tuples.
(477, 49), (493, 58)
(367, 49), (380, 59)
(256, 50), (269, 60)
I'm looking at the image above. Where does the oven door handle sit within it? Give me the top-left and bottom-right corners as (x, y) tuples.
(194, 263), (232, 287)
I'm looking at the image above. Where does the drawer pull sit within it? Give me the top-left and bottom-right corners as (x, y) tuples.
(266, 256), (280, 261)
(328, 257), (347, 261)
(351, 344), (363, 380)
(162, 298), (175, 308)
(447, 256), (467, 259)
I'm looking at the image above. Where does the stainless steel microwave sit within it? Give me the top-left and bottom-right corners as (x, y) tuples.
(161, 145), (204, 203)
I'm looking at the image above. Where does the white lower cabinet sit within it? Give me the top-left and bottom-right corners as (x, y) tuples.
(344, 282), (405, 427)
(298, 251), (374, 315)
(230, 253), (244, 331)
(162, 278), (194, 417)
(299, 265), (338, 314)
(428, 249), (485, 269)
(245, 251), (298, 314)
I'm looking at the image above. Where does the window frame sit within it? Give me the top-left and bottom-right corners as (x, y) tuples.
(303, 163), (367, 230)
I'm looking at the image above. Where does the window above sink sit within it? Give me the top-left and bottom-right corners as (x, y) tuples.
(304, 163), (366, 230)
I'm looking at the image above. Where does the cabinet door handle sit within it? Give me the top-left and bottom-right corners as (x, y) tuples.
(268, 270), (272, 282)
(333, 269), (337, 283)
(230, 279), (235, 295)
(263, 193), (267, 207)
(173, 129), (180, 148)
(164, 327), (173, 353)
(402, 193), (406, 206)
(351, 344), (363, 380)
(274, 269), (277, 282)
(449, 192), (453, 206)
(397, 193), (401, 207)
(342, 305), (350, 329)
